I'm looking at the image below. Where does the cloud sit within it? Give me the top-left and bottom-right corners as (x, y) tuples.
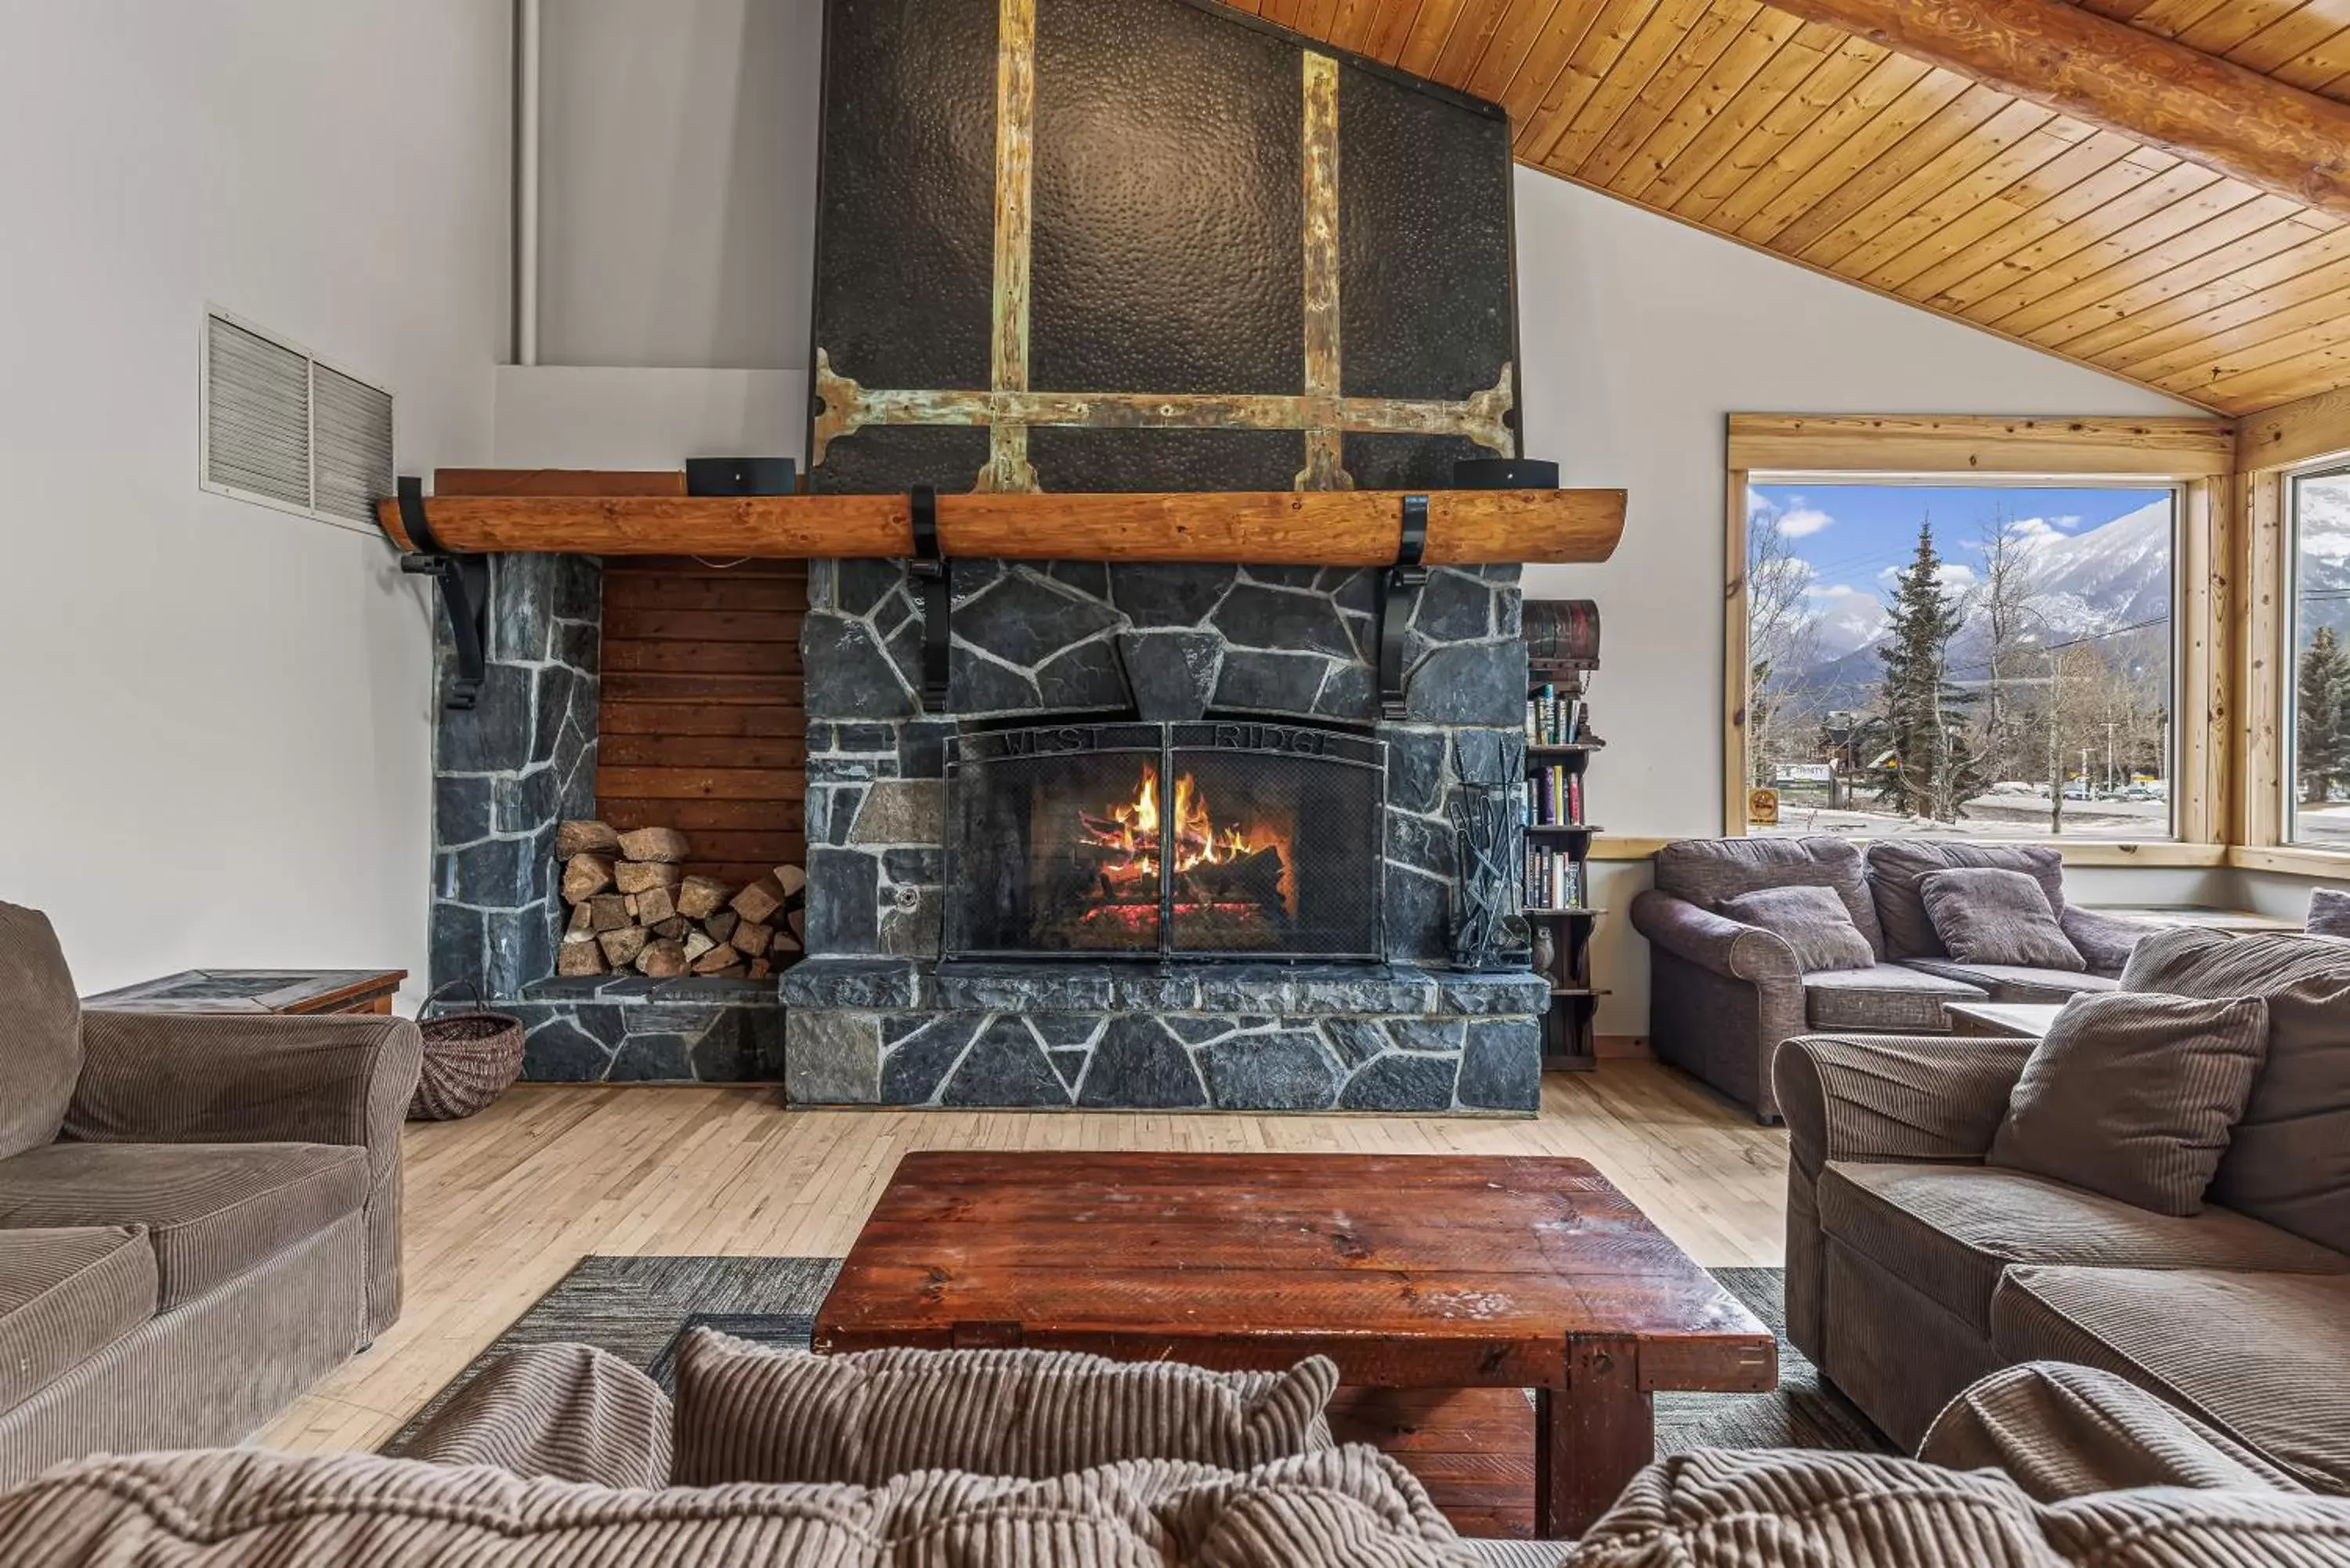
(1748, 490), (1835, 539)
(2005, 516), (2069, 550)
(1806, 583), (1864, 600)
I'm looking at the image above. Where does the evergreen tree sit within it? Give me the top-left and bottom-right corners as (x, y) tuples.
(2299, 626), (2350, 805)
(1876, 518), (1984, 821)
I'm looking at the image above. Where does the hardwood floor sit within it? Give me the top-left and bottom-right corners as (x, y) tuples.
(255, 1061), (1788, 1455)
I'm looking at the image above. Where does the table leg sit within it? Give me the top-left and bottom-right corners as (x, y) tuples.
(1533, 1335), (1651, 1538)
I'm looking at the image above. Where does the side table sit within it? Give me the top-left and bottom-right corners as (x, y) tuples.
(83, 968), (407, 1017)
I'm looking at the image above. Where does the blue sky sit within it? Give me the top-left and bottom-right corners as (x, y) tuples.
(1748, 482), (2162, 602)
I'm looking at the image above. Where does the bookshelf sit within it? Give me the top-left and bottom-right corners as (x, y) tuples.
(1524, 665), (1601, 1073)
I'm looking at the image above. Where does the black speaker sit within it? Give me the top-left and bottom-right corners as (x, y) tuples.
(686, 457), (799, 497)
(1453, 457), (1560, 489)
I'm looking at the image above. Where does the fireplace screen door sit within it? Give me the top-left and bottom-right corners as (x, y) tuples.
(945, 721), (1386, 961)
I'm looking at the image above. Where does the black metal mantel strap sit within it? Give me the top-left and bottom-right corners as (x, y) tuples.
(906, 485), (953, 709)
(396, 475), (490, 712)
(1376, 493), (1430, 720)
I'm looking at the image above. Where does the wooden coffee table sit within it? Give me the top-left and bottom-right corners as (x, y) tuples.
(815, 1151), (1776, 1537)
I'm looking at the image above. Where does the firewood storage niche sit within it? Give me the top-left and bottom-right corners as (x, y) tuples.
(945, 721), (1385, 962)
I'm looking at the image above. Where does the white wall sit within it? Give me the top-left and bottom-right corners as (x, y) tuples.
(1508, 170), (2215, 1031)
(0, 2), (509, 1002)
(537, 0), (823, 369)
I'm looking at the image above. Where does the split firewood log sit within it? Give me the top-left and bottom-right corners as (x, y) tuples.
(614, 860), (685, 896)
(561, 854), (615, 904)
(747, 957), (772, 981)
(732, 920), (772, 957)
(564, 903), (597, 941)
(703, 909), (739, 945)
(786, 907), (807, 941)
(634, 883), (678, 926)
(683, 929), (717, 962)
(691, 942), (741, 975)
(557, 942), (607, 977)
(675, 876), (732, 920)
(635, 939), (689, 978)
(650, 916), (688, 940)
(598, 926), (649, 967)
(732, 875), (786, 927)
(557, 820), (622, 858)
(616, 826), (692, 863)
(588, 894), (632, 932)
(773, 863), (807, 901)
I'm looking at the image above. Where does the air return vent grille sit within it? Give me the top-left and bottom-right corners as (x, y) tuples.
(201, 312), (393, 529)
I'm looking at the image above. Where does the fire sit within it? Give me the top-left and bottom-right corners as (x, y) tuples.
(1086, 766), (1264, 876)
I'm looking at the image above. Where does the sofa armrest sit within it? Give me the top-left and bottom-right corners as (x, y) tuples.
(1921, 1361), (2306, 1501)
(1772, 1033), (2032, 1180)
(1629, 891), (1799, 982)
(2061, 906), (2154, 977)
(68, 1010), (421, 1167)
(399, 1343), (673, 1488)
(68, 1010), (423, 1338)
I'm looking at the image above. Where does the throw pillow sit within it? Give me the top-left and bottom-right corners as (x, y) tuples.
(2310, 887), (2350, 939)
(1715, 885), (1876, 974)
(671, 1331), (1339, 1487)
(1989, 990), (2271, 1216)
(1918, 867), (2086, 972)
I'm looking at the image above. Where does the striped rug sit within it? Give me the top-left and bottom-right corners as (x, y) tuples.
(384, 1258), (1889, 1459)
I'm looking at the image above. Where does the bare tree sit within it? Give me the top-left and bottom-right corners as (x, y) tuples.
(1972, 507), (2048, 785)
(1747, 499), (1821, 789)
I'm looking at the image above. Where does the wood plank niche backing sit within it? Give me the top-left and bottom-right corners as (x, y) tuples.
(595, 558), (809, 891)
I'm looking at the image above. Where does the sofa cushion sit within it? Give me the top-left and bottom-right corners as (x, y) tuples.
(1918, 868), (2086, 972)
(1572, 1445), (2350, 1568)
(2121, 927), (2350, 1255)
(1988, 991), (2271, 1216)
(1900, 960), (2117, 1003)
(0, 1443), (1473, 1568)
(1816, 1161), (2349, 1331)
(1992, 1266), (2350, 1497)
(1653, 837), (1885, 958)
(1718, 885), (1876, 974)
(0, 1143), (366, 1310)
(0, 903), (81, 1164)
(1803, 964), (1984, 1031)
(2311, 887), (2350, 939)
(673, 1331), (1340, 1487)
(1865, 842), (2069, 960)
(0, 1225), (155, 1414)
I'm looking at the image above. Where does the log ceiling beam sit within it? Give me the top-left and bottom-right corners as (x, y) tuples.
(1760, 0), (2350, 223)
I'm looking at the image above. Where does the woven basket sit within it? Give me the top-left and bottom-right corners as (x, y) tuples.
(410, 981), (526, 1122)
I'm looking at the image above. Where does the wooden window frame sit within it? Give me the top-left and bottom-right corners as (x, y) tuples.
(2235, 392), (2350, 875)
(1723, 415), (2237, 870)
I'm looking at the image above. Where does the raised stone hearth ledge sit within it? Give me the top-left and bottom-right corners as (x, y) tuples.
(780, 959), (1547, 1116)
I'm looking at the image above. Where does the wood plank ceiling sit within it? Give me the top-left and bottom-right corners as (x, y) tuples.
(1233, 0), (2350, 414)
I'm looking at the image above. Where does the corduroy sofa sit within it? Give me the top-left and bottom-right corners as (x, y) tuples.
(1776, 927), (2350, 1482)
(0, 901), (421, 1486)
(1631, 837), (2150, 1118)
(6, 1343), (2350, 1565)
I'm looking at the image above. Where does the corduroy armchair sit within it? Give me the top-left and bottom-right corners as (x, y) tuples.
(0, 900), (421, 1486)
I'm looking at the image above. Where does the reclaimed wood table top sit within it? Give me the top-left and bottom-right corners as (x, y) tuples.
(81, 968), (407, 1015)
(815, 1151), (1774, 1394)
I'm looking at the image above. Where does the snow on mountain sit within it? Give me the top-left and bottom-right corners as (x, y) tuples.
(1806, 584), (1887, 662)
(2012, 497), (2173, 632)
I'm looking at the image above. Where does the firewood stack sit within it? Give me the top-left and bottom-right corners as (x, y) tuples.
(554, 821), (806, 981)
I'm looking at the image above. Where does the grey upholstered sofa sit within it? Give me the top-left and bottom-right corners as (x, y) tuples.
(0, 901), (421, 1484)
(1629, 837), (2149, 1119)
(1775, 927), (2350, 1482)
(8, 1342), (2350, 1566)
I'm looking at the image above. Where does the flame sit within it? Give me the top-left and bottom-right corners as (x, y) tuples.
(1075, 764), (1295, 923)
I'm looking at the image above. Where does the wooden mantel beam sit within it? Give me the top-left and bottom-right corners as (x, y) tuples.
(1762, 0), (2350, 222)
(374, 487), (1628, 567)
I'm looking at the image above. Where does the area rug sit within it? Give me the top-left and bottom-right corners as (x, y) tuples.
(384, 1256), (1889, 1458)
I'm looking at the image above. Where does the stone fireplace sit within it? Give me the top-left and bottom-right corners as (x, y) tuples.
(778, 557), (1548, 1115)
